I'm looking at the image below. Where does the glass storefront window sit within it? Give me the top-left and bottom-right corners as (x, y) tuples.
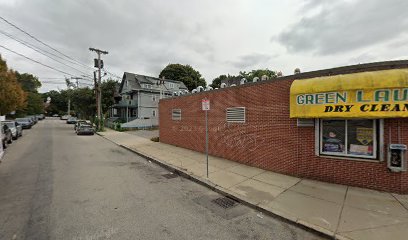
(322, 120), (346, 154)
(320, 119), (377, 159)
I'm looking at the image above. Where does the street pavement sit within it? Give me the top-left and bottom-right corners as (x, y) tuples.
(99, 129), (408, 240)
(0, 119), (325, 240)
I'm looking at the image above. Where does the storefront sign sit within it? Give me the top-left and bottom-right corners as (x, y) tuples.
(290, 69), (408, 118)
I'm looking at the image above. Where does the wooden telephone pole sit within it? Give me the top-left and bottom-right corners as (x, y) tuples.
(89, 47), (108, 131)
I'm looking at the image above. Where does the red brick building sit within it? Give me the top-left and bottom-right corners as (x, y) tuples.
(159, 61), (408, 193)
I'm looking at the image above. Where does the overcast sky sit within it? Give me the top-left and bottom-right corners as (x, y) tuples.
(0, 0), (407, 92)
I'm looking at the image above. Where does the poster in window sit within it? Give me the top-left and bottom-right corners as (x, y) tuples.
(356, 128), (373, 145)
(347, 120), (374, 156)
(322, 120), (345, 153)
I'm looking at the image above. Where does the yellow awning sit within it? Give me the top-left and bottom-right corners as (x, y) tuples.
(290, 69), (408, 118)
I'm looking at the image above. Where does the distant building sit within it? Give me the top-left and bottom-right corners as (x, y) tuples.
(109, 72), (187, 128)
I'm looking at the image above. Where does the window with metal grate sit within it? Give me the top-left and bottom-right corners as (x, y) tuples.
(172, 109), (181, 120)
(226, 107), (245, 123)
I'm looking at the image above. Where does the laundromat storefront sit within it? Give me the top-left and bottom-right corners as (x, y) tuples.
(290, 69), (408, 170)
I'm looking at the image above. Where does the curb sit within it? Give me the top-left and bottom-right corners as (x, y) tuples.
(97, 133), (335, 239)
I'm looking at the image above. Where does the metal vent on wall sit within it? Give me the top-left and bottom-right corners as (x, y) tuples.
(172, 109), (181, 120)
(226, 107), (246, 123)
(297, 118), (314, 127)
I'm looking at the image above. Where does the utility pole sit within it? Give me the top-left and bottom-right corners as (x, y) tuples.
(89, 47), (108, 131)
(65, 77), (71, 116)
(70, 77), (83, 88)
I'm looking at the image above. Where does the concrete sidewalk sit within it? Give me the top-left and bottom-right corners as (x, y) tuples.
(98, 129), (408, 240)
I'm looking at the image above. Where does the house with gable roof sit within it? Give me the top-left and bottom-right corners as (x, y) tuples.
(108, 72), (187, 128)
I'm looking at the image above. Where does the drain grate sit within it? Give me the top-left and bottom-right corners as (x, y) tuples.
(162, 173), (178, 179)
(211, 197), (237, 209)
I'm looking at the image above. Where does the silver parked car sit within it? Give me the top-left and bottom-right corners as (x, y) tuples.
(15, 118), (33, 129)
(1, 121), (23, 140)
(76, 124), (95, 135)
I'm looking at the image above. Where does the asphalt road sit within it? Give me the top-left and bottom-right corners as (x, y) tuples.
(0, 119), (326, 240)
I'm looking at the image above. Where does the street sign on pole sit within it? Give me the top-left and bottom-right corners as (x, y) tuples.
(202, 99), (210, 111)
(202, 99), (210, 177)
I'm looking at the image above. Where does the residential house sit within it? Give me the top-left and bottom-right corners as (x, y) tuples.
(109, 72), (187, 127)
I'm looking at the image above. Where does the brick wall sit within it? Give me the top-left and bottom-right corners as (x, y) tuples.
(159, 79), (408, 193)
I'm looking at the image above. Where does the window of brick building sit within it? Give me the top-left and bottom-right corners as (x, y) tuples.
(319, 119), (378, 159)
(172, 109), (181, 120)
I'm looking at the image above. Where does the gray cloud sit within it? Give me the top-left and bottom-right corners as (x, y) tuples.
(277, 0), (408, 55)
(0, 0), (221, 87)
(227, 53), (273, 69)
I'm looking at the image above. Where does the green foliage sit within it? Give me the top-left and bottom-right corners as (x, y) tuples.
(93, 117), (105, 132)
(15, 72), (41, 92)
(239, 69), (277, 82)
(159, 63), (206, 91)
(42, 90), (68, 116)
(210, 74), (236, 88)
(70, 87), (95, 119)
(210, 69), (277, 88)
(41, 79), (118, 120)
(101, 79), (118, 114)
(23, 92), (44, 115)
(13, 67), (44, 116)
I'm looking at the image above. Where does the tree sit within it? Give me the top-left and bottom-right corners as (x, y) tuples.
(210, 74), (239, 88)
(71, 87), (95, 119)
(159, 63), (206, 91)
(0, 56), (26, 115)
(42, 90), (68, 115)
(15, 72), (41, 92)
(15, 72), (44, 116)
(239, 69), (277, 82)
(101, 79), (118, 115)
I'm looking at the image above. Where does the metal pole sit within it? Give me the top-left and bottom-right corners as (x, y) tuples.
(67, 98), (70, 115)
(206, 110), (209, 178)
(97, 52), (102, 131)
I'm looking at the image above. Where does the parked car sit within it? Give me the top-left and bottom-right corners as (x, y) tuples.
(1, 123), (12, 149)
(66, 117), (77, 124)
(1, 121), (23, 140)
(27, 115), (38, 124)
(61, 115), (71, 120)
(36, 114), (45, 120)
(74, 120), (91, 132)
(52, 114), (59, 117)
(15, 118), (33, 129)
(76, 124), (95, 135)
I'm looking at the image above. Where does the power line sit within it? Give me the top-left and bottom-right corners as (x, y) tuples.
(0, 15), (95, 71)
(0, 44), (93, 80)
(0, 29), (94, 79)
(103, 68), (122, 80)
(42, 81), (93, 87)
(38, 77), (67, 79)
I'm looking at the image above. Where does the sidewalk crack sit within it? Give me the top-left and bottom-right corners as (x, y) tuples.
(391, 193), (408, 212)
(334, 186), (349, 235)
